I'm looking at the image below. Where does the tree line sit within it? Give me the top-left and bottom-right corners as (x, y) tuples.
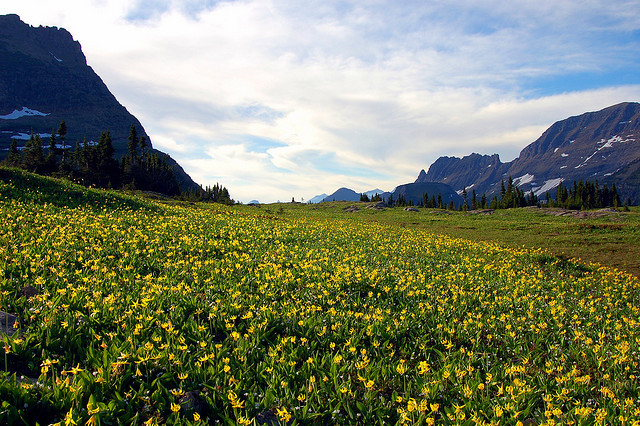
(357, 175), (627, 211)
(2, 121), (233, 203)
(545, 179), (623, 210)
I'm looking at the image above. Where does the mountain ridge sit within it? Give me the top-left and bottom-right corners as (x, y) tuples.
(0, 14), (199, 192)
(418, 102), (640, 204)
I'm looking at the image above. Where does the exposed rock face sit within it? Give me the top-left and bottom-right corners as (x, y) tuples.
(417, 153), (504, 196)
(0, 14), (199, 192)
(0, 311), (18, 337)
(419, 103), (640, 203)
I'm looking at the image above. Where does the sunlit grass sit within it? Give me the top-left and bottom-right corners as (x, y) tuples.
(1, 171), (639, 425)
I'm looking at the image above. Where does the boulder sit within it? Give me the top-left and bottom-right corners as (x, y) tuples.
(0, 311), (18, 337)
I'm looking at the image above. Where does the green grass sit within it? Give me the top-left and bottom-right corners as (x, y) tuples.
(0, 170), (639, 425)
(290, 201), (640, 278)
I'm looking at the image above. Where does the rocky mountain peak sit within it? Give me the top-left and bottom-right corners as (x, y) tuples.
(417, 102), (640, 204)
(0, 14), (199, 192)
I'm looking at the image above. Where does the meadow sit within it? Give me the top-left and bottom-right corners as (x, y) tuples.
(1, 168), (639, 425)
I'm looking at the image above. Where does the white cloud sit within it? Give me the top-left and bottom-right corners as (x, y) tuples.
(4, 1), (640, 202)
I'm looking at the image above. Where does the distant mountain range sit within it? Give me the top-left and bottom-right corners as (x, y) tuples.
(319, 188), (389, 203)
(0, 14), (199, 192)
(318, 102), (640, 206)
(316, 183), (462, 207)
(417, 102), (640, 204)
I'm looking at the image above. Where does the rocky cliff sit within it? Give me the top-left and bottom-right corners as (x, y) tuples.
(418, 102), (640, 204)
(0, 14), (199, 192)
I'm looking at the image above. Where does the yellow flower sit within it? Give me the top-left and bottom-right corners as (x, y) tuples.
(64, 407), (76, 426)
(276, 407), (291, 422)
(171, 402), (181, 413)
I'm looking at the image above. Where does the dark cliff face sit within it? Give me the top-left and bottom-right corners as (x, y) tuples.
(420, 153), (505, 195)
(0, 14), (143, 146)
(418, 102), (640, 203)
(0, 14), (199, 192)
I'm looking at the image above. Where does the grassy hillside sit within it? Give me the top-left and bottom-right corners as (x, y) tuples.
(305, 201), (640, 278)
(1, 171), (639, 425)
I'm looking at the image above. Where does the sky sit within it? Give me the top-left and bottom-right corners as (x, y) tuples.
(3, 0), (640, 203)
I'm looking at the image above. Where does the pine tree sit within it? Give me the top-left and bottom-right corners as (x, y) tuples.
(45, 129), (59, 174)
(22, 133), (45, 173)
(127, 124), (139, 160)
(57, 120), (67, 163)
(5, 139), (21, 167)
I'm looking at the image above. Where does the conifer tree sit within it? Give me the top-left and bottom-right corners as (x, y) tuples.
(45, 129), (59, 173)
(5, 139), (21, 167)
(127, 124), (139, 160)
(57, 120), (67, 163)
(22, 133), (45, 173)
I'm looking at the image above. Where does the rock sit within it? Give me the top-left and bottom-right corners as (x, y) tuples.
(404, 207), (419, 212)
(366, 202), (386, 210)
(19, 285), (39, 298)
(178, 391), (208, 418)
(255, 409), (279, 425)
(0, 311), (18, 337)
(343, 205), (360, 212)
(467, 209), (494, 215)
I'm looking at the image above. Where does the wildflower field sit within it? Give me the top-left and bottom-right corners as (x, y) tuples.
(1, 169), (639, 425)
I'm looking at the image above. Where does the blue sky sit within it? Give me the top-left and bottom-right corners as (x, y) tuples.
(4, 0), (640, 202)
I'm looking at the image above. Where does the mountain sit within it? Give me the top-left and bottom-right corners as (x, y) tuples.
(0, 14), (199, 192)
(322, 187), (361, 202)
(308, 193), (328, 204)
(393, 181), (463, 207)
(363, 188), (387, 198)
(418, 102), (640, 204)
(416, 153), (503, 196)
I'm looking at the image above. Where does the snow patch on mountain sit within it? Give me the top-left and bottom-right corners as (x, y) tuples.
(575, 135), (631, 169)
(513, 174), (534, 187)
(11, 132), (51, 140)
(533, 178), (564, 197)
(0, 107), (50, 120)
